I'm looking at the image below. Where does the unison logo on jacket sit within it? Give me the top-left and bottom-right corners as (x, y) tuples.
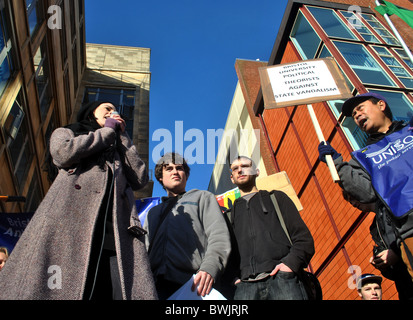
(362, 134), (413, 169)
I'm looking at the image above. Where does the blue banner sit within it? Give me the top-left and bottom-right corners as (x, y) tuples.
(136, 197), (161, 225)
(351, 124), (413, 218)
(0, 212), (34, 253)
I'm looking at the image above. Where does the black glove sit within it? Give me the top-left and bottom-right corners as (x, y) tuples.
(318, 142), (341, 163)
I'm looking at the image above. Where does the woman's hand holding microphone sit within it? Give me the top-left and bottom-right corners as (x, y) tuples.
(105, 111), (126, 132)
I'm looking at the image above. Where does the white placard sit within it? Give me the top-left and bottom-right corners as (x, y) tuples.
(259, 58), (352, 109)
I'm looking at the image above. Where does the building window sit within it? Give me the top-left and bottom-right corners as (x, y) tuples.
(290, 11), (321, 59)
(4, 98), (24, 140)
(373, 46), (413, 89)
(333, 41), (396, 87)
(340, 11), (380, 43)
(72, 41), (78, 92)
(26, 0), (44, 39)
(341, 112), (368, 149)
(83, 87), (136, 138)
(59, 2), (67, 68)
(24, 170), (42, 212)
(361, 13), (400, 46)
(0, 0), (15, 97)
(289, 5), (413, 152)
(5, 95), (33, 190)
(33, 38), (52, 120)
(394, 48), (413, 70)
(369, 90), (413, 122)
(307, 6), (357, 40)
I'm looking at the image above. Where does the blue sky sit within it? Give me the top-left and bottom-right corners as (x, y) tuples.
(84, 0), (288, 198)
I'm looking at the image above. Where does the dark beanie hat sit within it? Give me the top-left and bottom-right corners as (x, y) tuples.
(76, 101), (106, 122)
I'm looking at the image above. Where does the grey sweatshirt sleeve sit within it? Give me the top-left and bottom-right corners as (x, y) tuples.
(198, 191), (232, 280)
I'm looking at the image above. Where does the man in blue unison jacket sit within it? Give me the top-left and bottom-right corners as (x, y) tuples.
(318, 92), (413, 283)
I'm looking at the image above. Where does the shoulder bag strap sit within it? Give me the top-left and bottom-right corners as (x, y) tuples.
(148, 197), (178, 253)
(270, 193), (292, 245)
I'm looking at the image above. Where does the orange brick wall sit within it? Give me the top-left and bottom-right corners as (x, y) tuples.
(261, 41), (400, 300)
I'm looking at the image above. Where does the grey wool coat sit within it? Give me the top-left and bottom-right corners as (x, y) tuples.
(0, 126), (158, 300)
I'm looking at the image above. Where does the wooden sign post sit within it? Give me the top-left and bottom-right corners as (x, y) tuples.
(259, 57), (352, 182)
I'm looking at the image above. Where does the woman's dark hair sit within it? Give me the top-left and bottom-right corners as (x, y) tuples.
(43, 101), (116, 182)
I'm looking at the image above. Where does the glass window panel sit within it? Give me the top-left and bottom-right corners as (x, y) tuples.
(97, 88), (121, 105)
(307, 6), (357, 40)
(0, 24), (4, 52)
(8, 110), (32, 189)
(334, 41), (395, 86)
(27, 0), (43, 38)
(399, 78), (413, 89)
(318, 45), (354, 93)
(359, 34), (379, 43)
(395, 49), (413, 69)
(341, 115), (368, 149)
(373, 46), (413, 89)
(340, 11), (379, 43)
(34, 39), (52, 119)
(0, 3), (13, 98)
(374, 46), (389, 55)
(382, 37), (399, 46)
(369, 90), (413, 121)
(0, 55), (11, 95)
(361, 13), (400, 46)
(318, 45), (331, 58)
(4, 100), (24, 139)
(24, 170), (42, 212)
(389, 66), (409, 77)
(27, 8), (38, 35)
(290, 11), (321, 59)
(382, 56), (401, 66)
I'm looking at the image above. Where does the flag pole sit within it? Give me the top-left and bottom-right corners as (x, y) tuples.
(375, 0), (413, 65)
(307, 104), (340, 182)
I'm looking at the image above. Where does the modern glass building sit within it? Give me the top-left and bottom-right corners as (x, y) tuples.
(0, 1), (152, 215)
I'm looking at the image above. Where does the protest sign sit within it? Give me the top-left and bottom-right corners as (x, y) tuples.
(215, 187), (240, 210)
(259, 58), (352, 182)
(259, 57), (352, 109)
(0, 212), (33, 253)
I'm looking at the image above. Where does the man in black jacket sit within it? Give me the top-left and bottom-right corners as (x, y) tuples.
(227, 156), (315, 300)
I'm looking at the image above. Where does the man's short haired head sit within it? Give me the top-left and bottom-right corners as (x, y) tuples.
(356, 273), (383, 300)
(342, 92), (393, 121)
(154, 152), (190, 187)
(230, 156), (257, 171)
